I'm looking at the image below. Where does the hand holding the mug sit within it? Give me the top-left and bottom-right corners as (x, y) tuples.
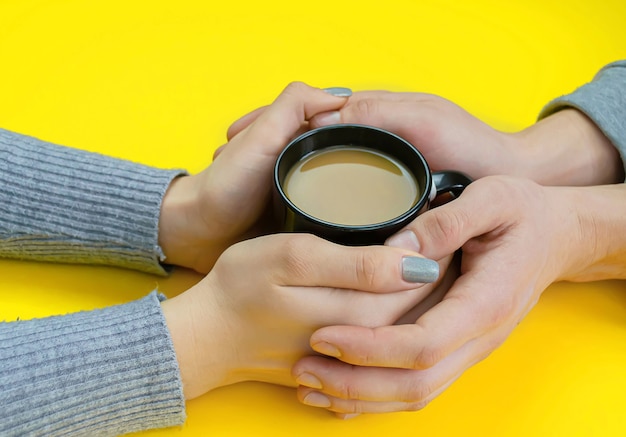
(162, 233), (447, 400)
(306, 91), (624, 186)
(158, 83), (350, 273)
(292, 176), (626, 414)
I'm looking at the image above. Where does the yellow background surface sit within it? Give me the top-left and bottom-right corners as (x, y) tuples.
(1, 0), (625, 436)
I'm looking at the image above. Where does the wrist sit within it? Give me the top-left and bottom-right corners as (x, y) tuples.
(161, 279), (235, 399)
(158, 175), (197, 267)
(159, 173), (242, 273)
(512, 109), (624, 186)
(550, 184), (626, 282)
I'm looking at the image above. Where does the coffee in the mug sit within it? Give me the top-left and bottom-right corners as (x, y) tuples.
(283, 146), (419, 226)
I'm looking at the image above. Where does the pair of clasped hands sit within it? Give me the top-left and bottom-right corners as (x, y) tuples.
(159, 83), (625, 417)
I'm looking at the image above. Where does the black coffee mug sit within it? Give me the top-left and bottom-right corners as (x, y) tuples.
(273, 124), (471, 245)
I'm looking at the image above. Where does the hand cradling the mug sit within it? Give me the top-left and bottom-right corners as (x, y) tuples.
(291, 176), (626, 415)
(157, 83), (351, 273)
(307, 91), (623, 186)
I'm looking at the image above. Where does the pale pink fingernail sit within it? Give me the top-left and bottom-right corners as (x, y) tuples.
(296, 372), (323, 389)
(312, 341), (341, 357)
(313, 111), (342, 126)
(337, 413), (360, 420)
(303, 392), (331, 408)
(386, 229), (421, 252)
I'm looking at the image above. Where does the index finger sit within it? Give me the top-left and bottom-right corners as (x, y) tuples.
(308, 260), (517, 370)
(227, 86), (354, 141)
(226, 83), (351, 151)
(244, 83), (350, 147)
(309, 90), (441, 136)
(213, 83), (351, 181)
(226, 105), (267, 141)
(250, 233), (440, 292)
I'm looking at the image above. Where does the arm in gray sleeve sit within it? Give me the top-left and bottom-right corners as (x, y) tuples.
(539, 60), (626, 176)
(0, 129), (187, 275)
(0, 292), (186, 436)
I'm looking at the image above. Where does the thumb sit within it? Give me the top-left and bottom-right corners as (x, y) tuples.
(386, 177), (509, 260)
(226, 106), (268, 141)
(234, 83), (351, 152)
(227, 86), (353, 141)
(214, 83), (351, 179)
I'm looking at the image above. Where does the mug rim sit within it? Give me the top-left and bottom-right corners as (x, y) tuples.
(274, 123), (433, 231)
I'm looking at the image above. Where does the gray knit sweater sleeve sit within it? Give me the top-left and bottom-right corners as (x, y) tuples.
(0, 128), (187, 275)
(0, 292), (186, 436)
(539, 60), (626, 176)
(0, 130), (188, 435)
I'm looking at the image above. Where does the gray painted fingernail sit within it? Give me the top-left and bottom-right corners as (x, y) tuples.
(402, 257), (439, 283)
(323, 87), (352, 97)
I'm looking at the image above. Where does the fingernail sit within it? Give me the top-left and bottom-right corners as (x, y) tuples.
(296, 372), (323, 389)
(312, 341), (341, 358)
(303, 392), (331, 408)
(323, 87), (352, 97)
(314, 111), (341, 126)
(402, 256), (439, 283)
(386, 229), (420, 252)
(337, 413), (360, 420)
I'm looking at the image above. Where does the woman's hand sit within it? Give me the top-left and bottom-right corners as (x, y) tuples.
(161, 233), (450, 400)
(158, 83), (350, 273)
(291, 176), (626, 414)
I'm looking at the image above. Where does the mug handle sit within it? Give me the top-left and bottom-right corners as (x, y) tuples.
(431, 171), (472, 205)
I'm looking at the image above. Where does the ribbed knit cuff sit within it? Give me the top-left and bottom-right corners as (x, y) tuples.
(0, 129), (187, 275)
(0, 292), (186, 436)
(538, 61), (626, 178)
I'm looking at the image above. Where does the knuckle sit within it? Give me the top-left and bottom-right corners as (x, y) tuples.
(350, 98), (380, 123)
(403, 376), (436, 403)
(344, 381), (361, 401)
(330, 374), (362, 402)
(412, 343), (444, 369)
(281, 233), (314, 254)
(279, 234), (317, 279)
(283, 81), (309, 96)
(427, 208), (469, 246)
(486, 298), (516, 328)
(264, 81), (313, 139)
(354, 250), (379, 289)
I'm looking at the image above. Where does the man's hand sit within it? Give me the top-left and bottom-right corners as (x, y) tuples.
(292, 176), (626, 414)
